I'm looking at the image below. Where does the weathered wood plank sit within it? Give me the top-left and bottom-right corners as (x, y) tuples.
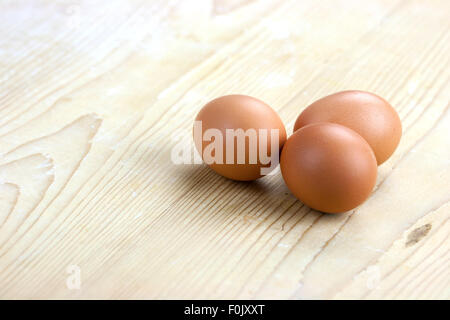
(0, 0), (448, 299)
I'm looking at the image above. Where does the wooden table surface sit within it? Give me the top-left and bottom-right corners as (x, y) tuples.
(0, 0), (449, 299)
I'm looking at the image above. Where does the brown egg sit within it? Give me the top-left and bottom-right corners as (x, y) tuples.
(293, 90), (402, 165)
(194, 95), (287, 181)
(280, 122), (377, 213)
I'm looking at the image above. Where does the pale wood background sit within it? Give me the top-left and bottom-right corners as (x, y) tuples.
(0, 0), (449, 299)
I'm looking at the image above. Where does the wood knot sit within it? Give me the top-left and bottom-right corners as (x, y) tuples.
(405, 223), (432, 247)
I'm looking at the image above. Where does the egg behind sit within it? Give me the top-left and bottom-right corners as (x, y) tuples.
(293, 90), (402, 165)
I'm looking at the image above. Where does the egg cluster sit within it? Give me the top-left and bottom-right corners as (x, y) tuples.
(193, 91), (402, 214)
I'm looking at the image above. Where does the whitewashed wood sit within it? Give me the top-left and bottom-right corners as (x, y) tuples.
(0, 0), (448, 299)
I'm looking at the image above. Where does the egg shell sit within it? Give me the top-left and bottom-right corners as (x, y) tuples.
(194, 95), (287, 181)
(293, 90), (402, 165)
(280, 122), (377, 213)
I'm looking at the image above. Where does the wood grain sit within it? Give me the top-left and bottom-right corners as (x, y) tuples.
(0, 0), (448, 299)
